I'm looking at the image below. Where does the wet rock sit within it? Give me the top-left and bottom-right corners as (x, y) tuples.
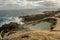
(0, 22), (19, 38)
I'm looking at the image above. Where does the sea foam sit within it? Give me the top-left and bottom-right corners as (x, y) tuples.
(0, 17), (24, 27)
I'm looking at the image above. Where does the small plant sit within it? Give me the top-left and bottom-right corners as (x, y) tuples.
(32, 38), (39, 40)
(21, 34), (30, 38)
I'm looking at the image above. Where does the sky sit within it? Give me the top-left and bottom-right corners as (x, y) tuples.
(0, 0), (60, 17)
(0, 0), (60, 10)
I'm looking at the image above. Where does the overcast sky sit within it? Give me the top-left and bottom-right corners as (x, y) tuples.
(0, 0), (60, 17)
(0, 0), (60, 10)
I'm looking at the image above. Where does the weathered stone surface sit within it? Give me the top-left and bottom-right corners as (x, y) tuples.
(0, 22), (19, 38)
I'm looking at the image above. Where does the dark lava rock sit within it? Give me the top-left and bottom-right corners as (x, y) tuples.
(19, 10), (60, 22)
(0, 22), (19, 38)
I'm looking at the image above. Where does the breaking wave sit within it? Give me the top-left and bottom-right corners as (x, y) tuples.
(0, 17), (24, 27)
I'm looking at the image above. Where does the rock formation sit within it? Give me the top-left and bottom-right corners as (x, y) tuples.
(20, 10), (60, 22)
(0, 22), (19, 38)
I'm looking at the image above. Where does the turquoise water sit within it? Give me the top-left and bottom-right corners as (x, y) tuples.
(0, 17), (22, 27)
(26, 21), (52, 30)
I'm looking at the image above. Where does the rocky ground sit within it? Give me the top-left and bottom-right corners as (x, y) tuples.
(1, 30), (60, 40)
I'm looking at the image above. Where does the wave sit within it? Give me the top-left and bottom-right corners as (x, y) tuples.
(0, 17), (24, 27)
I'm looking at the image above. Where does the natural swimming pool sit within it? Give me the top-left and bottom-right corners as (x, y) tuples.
(26, 21), (52, 30)
(25, 18), (57, 30)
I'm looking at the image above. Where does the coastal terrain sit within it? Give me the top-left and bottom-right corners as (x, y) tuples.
(0, 11), (60, 40)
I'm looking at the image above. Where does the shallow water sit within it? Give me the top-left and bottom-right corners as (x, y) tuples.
(26, 21), (53, 30)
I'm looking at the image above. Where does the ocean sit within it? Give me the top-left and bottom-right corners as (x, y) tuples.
(0, 17), (23, 27)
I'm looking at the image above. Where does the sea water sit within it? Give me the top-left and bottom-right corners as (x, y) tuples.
(0, 17), (23, 27)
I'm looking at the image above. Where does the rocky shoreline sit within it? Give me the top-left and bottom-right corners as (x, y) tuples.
(19, 10), (60, 22)
(0, 10), (60, 39)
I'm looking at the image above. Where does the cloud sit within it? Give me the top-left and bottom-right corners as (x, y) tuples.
(0, 0), (60, 11)
(0, 0), (60, 17)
